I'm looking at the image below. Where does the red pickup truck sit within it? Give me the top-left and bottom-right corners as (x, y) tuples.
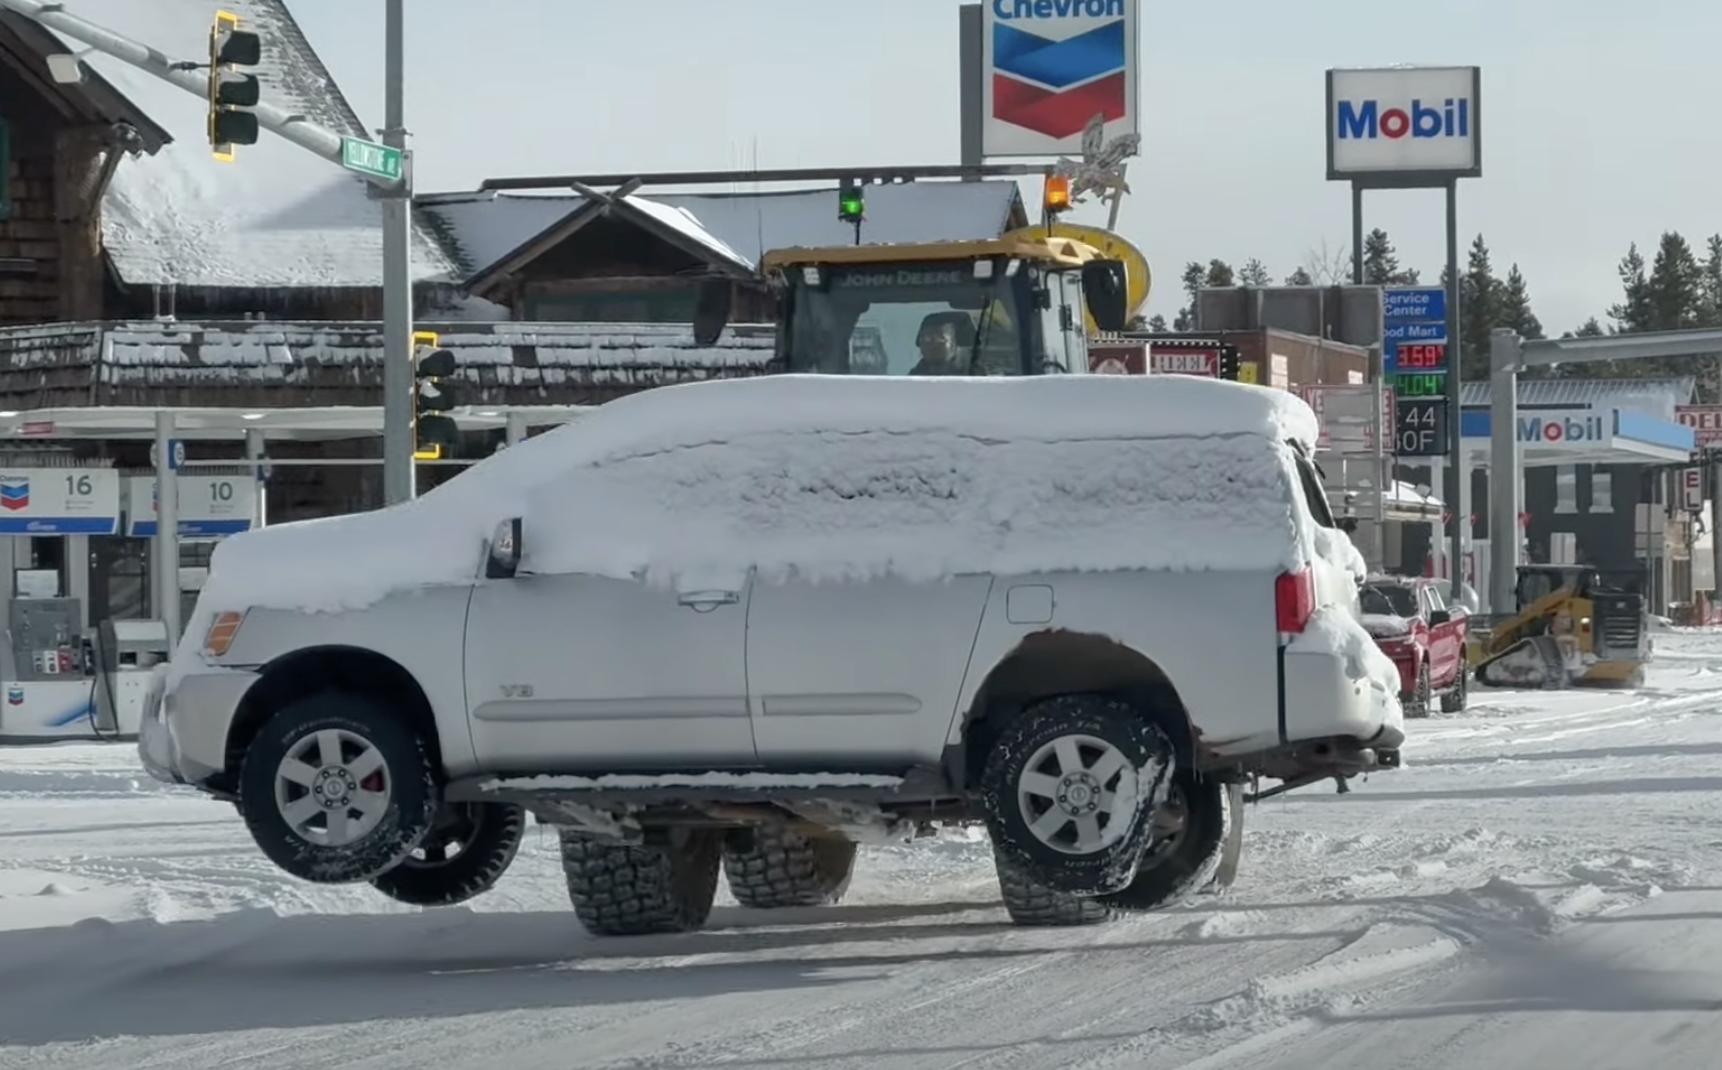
(1360, 576), (1469, 717)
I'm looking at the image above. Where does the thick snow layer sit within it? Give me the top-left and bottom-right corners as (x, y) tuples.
(480, 772), (904, 792)
(1290, 608), (1403, 700)
(1361, 613), (1415, 639)
(179, 375), (1322, 657)
(11, 635), (1722, 1068)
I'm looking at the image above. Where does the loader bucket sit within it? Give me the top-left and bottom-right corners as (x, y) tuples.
(1476, 635), (1566, 690)
(1575, 660), (1647, 689)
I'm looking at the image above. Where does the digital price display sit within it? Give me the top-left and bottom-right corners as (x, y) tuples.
(1398, 343), (1448, 370)
(1394, 372), (1447, 398)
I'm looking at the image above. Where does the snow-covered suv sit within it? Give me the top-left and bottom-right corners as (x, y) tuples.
(140, 375), (1402, 932)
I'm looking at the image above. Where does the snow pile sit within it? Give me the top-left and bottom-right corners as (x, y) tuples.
(1297, 522), (1403, 702)
(179, 375), (1319, 656)
(1360, 613), (1415, 639)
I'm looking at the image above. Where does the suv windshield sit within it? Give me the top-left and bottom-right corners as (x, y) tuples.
(1361, 584), (1418, 617)
(783, 261), (1030, 375)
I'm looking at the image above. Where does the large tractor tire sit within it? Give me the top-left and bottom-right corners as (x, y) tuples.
(560, 828), (721, 936)
(722, 827), (857, 909)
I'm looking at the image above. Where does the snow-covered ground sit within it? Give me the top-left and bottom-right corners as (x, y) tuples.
(6, 633), (1722, 1068)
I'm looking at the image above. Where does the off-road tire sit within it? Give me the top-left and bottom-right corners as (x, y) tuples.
(370, 802), (525, 907)
(722, 827), (857, 908)
(1440, 664), (1468, 713)
(1406, 661), (1433, 719)
(981, 693), (1175, 896)
(994, 850), (1117, 926)
(238, 692), (439, 884)
(560, 828), (721, 936)
(1100, 770), (1230, 911)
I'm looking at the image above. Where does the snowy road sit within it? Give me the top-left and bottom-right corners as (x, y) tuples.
(4, 633), (1722, 1069)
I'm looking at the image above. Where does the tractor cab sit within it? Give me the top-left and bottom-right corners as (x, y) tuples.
(693, 235), (1127, 377)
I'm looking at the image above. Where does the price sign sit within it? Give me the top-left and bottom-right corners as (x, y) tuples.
(1397, 343), (1448, 371)
(1395, 398), (1449, 457)
(1393, 372), (1447, 398)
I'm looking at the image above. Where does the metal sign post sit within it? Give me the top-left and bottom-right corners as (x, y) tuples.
(379, 0), (414, 506)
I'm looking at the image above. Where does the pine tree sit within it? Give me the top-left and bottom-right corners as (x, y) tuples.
(1205, 259), (1236, 289)
(1176, 261), (1205, 331)
(1460, 235), (1501, 380)
(1500, 264), (1544, 340)
(1147, 314), (1168, 333)
(1569, 317), (1605, 338)
(1285, 267), (1314, 286)
(1238, 258), (1271, 288)
(1700, 235), (1722, 325)
(1645, 231), (1703, 330)
(1608, 243), (1651, 333)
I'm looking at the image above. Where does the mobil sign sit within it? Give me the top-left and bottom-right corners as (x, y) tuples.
(983, 0), (1140, 156)
(1327, 66), (1481, 181)
(1518, 410), (1611, 449)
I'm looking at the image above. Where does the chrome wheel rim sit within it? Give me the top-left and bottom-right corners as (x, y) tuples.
(1016, 734), (1140, 856)
(274, 728), (391, 847)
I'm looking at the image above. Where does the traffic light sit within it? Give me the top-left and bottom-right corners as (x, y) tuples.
(207, 10), (262, 161)
(412, 330), (459, 460)
(837, 180), (865, 224)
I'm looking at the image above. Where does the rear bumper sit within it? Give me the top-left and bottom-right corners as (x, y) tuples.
(1281, 647), (1404, 752)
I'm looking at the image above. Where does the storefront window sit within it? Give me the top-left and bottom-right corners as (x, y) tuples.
(1555, 466), (1577, 514)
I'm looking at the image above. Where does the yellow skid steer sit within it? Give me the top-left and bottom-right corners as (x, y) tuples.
(1470, 565), (1649, 690)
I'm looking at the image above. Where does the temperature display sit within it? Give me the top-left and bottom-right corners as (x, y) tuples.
(1394, 372), (1447, 398)
(1398, 343), (1448, 370)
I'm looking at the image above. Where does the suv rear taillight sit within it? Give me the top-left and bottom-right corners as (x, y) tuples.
(1276, 570), (1314, 634)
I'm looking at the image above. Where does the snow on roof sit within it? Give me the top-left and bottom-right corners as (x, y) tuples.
(177, 375), (1320, 650)
(55, 0), (457, 289)
(623, 198), (754, 275)
(1461, 377), (1697, 417)
(418, 182), (1025, 281)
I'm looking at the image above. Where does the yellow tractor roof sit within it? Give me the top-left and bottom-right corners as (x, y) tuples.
(761, 233), (1101, 272)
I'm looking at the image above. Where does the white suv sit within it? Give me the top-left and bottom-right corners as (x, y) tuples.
(141, 375), (1402, 932)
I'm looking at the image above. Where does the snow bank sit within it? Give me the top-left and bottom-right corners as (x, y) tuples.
(1360, 613), (1415, 639)
(180, 376), (1320, 660)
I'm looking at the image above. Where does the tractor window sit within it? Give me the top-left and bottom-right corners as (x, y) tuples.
(784, 262), (1029, 376)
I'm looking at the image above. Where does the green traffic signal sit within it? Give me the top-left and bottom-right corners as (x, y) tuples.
(838, 181), (864, 224)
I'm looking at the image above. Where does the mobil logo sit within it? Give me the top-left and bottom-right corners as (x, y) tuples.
(988, 0), (1129, 140)
(1518, 413), (1607, 445)
(1337, 97), (1471, 142)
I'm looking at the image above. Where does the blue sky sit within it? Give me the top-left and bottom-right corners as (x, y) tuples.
(294, 0), (1720, 333)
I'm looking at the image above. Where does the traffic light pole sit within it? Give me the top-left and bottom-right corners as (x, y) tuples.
(380, 0), (414, 505)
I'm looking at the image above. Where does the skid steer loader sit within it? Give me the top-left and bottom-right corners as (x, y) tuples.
(1470, 565), (1650, 690)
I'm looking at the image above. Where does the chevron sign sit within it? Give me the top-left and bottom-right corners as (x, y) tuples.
(983, 0), (1139, 157)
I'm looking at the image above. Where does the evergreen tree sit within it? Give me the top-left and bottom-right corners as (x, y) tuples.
(1701, 235), (1722, 325)
(1500, 264), (1544, 340)
(1147, 314), (1168, 333)
(1285, 266), (1314, 286)
(1608, 243), (1651, 333)
(1205, 259), (1236, 289)
(1569, 317), (1606, 338)
(1360, 228), (1421, 286)
(1238, 258), (1271, 288)
(1176, 261), (1205, 331)
(1460, 235), (1501, 380)
(1645, 231), (1703, 330)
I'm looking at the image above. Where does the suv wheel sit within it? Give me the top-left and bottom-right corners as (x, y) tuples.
(370, 802), (526, 907)
(1099, 770), (1230, 911)
(560, 827), (721, 936)
(238, 692), (439, 884)
(723, 827), (857, 908)
(981, 694), (1175, 896)
(994, 850), (1116, 927)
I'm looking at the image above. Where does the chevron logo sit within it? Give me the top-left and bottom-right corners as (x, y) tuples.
(991, 20), (1127, 139)
(0, 479), (28, 512)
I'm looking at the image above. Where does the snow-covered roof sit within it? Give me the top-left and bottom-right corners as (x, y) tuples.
(418, 182), (1026, 281)
(1461, 377), (1697, 418)
(54, 0), (457, 289)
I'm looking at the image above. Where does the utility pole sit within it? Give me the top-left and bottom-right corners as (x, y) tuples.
(379, 0), (414, 506)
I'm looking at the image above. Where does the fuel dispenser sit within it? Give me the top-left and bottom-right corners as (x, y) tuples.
(0, 596), (169, 743)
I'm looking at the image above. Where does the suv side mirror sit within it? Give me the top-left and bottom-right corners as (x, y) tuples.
(1082, 259), (1128, 332)
(487, 517), (523, 579)
(692, 279), (732, 347)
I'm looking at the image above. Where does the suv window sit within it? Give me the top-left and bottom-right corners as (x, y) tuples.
(1292, 452), (1338, 529)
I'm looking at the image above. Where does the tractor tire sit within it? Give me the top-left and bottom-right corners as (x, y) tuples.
(560, 827), (721, 936)
(722, 827), (857, 909)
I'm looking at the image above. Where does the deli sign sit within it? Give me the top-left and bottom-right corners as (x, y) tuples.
(1677, 405), (1722, 448)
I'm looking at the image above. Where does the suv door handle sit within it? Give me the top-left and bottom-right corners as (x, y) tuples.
(677, 590), (740, 613)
